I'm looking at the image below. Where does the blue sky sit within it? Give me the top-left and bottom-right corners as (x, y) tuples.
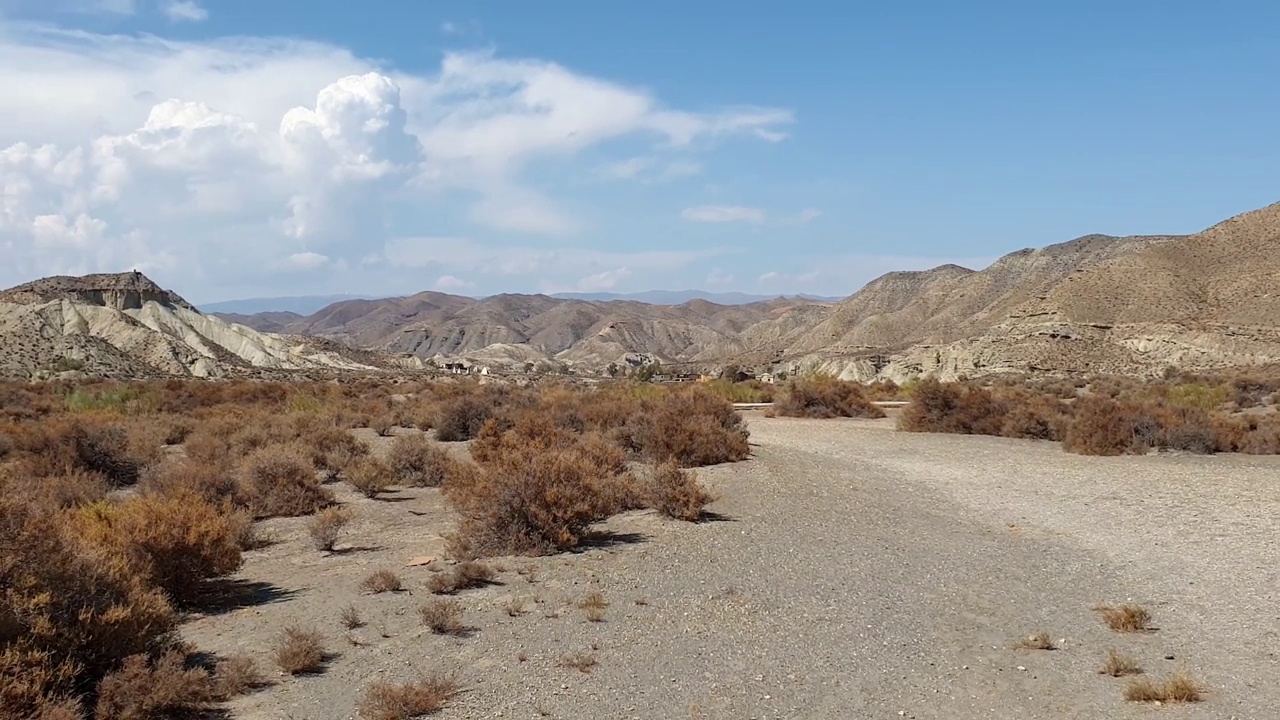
(1, 1), (1277, 304)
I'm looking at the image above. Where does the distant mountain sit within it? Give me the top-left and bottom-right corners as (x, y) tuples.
(549, 290), (841, 305)
(199, 294), (376, 316)
(0, 273), (412, 379)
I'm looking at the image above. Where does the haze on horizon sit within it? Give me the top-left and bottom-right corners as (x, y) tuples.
(2, 1), (1278, 305)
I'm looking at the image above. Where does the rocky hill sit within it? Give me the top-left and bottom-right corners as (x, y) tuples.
(13, 201), (1280, 382)
(0, 272), (417, 380)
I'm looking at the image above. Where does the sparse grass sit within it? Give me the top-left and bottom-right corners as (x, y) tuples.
(1124, 670), (1203, 703)
(419, 599), (466, 635)
(1099, 649), (1143, 677)
(308, 506), (355, 551)
(1015, 632), (1056, 650)
(558, 652), (598, 673)
(1095, 603), (1153, 633)
(358, 674), (458, 719)
(341, 603), (364, 630)
(427, 561), (497, 594)
(216, 654), (268, 697)
(274, 626), (328, 675)
(580, 591), (608, 622)
(361, 569), (404, 594)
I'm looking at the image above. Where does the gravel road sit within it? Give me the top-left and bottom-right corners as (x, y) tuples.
(190, 417), (1279, 719)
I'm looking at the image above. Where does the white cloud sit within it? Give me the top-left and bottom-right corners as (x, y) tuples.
(283, 251), (330, 270)
(705, 268), (734, 287)
(384, 236), (721, 279)
(161, 0), (207, 22)
(599, 156), (702, 182)
(0, 24), (790, 298)
(797, 207), (821, 224)
(758, 271), (781, 283)
(432, 274), (473, 291)
(577, 267), (631, 292)
(681, 205), (766, 224)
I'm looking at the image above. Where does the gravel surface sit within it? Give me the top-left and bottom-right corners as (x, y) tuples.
(185, 418), (1279, 719)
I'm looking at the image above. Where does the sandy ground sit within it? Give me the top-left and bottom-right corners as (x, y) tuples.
(183, 416), (1280, 719)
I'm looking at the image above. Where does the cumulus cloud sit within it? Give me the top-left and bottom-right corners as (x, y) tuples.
(161, 0), (207, 22)
(432, 274), (474, 291)
(681, 205), (766, 224)
(0, 24), (790, 298)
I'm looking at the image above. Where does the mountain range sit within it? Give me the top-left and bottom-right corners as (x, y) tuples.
(5, 200), (1280, 381)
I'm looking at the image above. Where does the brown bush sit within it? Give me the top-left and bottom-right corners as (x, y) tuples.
(1099, 649), (1143, 677)
(360, 569), (403, 594)
(774, 378), (886, 419)
(139, 456), (240, 507)
(1124, 671), (1202, 703)
(308, 506), (355, 551)
(215, 654), (268, 697)
(70, 489), (243, 606)
(898, 379), (1006, 436)
(1095, 603), (1153, 633)
(647, 459), (715, 521)
(627, 389), (750, 467)
(306, 427), (369, 480)
(1015, 632), (1056, 650)
(444, 439), (629, 558)
(0, 497), (175, 717)
(0, 469), (108, 511)
(237, 444), (331, 518)
(1239, 419), (1280, 454)
(92, 649), (219, 720)
(427, 561), (496, 595)
(387, 434), (457, 487)
(419, 599), (466, 635)
(274, 626), (328, 675)
(995, 389), (1069, 441)
(359, 674), (457, 719)
(434, 396), (492, 442)
(1061, 396), (1155, 456)
(370, 412), (396, 437)
(346, 456), (394, 498)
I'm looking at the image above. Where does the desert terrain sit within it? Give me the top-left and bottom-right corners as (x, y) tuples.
(182, 413), (1279, 719)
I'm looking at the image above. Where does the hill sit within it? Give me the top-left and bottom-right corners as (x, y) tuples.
(0, 272), (417, 379)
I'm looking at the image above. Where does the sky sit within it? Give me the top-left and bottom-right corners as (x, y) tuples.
(1, 1), (1278, 305)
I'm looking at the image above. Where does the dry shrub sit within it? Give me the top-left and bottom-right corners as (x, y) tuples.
(579, 591), (607, 622)
(427, 561), (496, 595)
(648, 459), (715, 521)
(386, 434), (457, 487)
(340, 604), (363, 630)
(0, 469), (108, 511)
(774, 378), (886, 419)
(139, 456), (239, 506)
(70, 489), (243, 607)
(444, 440), (630, 558)
(1099, 649), (1142, 677)
(1062, 396), (1155, 456)
(370, 412), (396, 437)
(0, 497), (175, 717)
(434, 396), (492, 442)
(628, 389), (750, 467)
(1015, 632), (1056, 650)
(216, 654), (268, 697)
(361, 569), (403, 594)
(92, 649), (219, 720)
(346, 456), (394, 498)
(359, 674), (457, 720)
(1239, 419), (1280, 455)
(898, 379), (1006, 436)
(237, 444), (331, 518)
(1124, 671), (1203, 703)
(418, 599), (465, 635)
(274, 626), (328, 675)
(1095, 603), (1153, 633)
(306, 427), (370, 480)
(308, 506), (355, 551)
(995, 388), (1069, 441)
(558, 652), (597, 673)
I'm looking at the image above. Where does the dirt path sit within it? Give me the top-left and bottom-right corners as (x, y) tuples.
(188, 418), (1279, 719)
